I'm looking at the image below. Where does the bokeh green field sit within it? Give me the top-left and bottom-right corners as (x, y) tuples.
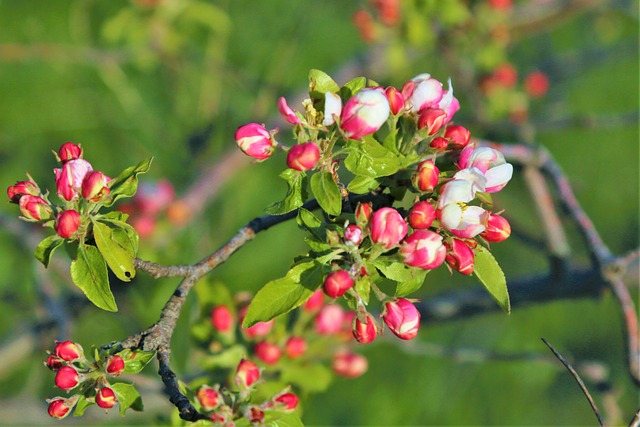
(0, 1), (637, 425)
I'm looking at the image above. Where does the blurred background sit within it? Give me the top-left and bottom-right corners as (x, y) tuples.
(0, 0), (637, 425)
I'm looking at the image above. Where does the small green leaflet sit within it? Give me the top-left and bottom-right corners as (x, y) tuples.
(242, 261), (325, 328)
(266, 169), (307, 215)
(339, 76), (366, 100)
(473, 246), (510, 314)
(266, 413), (304, 427)
(310, 171), (342, 216)
(103, 157), (153, 207)
(344, 137), (401, 178)
(372, 258), (429, 296)
(308, 69), (340, 103)
(92, 219), (136, 282)
(71, 245), (117, 312)
(34, 234), (63, 267)
(117, 349), (156, 374)
(280, 362), (333, 393)
(73, 396), (94, 416)
(111, 382), (143, 415)
(348, 175), (379, 194)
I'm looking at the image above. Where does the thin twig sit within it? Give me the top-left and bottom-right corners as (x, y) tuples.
(541, 337), (605, 427)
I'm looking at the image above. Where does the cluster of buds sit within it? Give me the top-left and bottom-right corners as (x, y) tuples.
(7, 142), (112, 241)
(193, 358), (300, 425)
(44, 340), (133, 419)
(232, 69), (513, 350)
(205, 291), (369, 381)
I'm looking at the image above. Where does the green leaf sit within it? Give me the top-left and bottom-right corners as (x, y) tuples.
(92, 220), (136, 281)
(266, 169), (307, 215)
(34, 235), (63, 267)
(372, 258), (429, 296)
(310, 171), (342, 217)
(117, 349), (156, 374)
(111, 382), (143, 415)
(348, 175), (380, 194)
(308, 69), (340, 103)
(71, 245), (117, 312)
(344, 137), (401, 178)
(98, 217), (139, 256)
(103, 157), (153, 207)
(201, 344), (246, 370)
(296, 208), (324, 240)
(243, 261), (323, 327)
(473, 246), (510, 313)
(339, 76), (367, 100)
(73, 395), (95, 417)
(280, 362), (333, 393)
(266, 413), (305, 427)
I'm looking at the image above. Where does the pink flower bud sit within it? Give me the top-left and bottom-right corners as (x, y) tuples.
(445, 239), (475, 275)
(443, 125), (471, 150)
(18, 195), (53, 221)
(385, 86), (405, 115)
(418, 108), (447, 135)
(45, 354), (63, 371)
(369, 207), (408, 249)
(210, 406), (233, 424)
(332, 350), (368, 378)
(234, 123), (275, 160)
(315, 304), (345, 335)
(235, 358), (260, 390)
(406, 74), (443, 112)
(344, 224), (363, 245)
(355, 202), (373, 226)
(340, 89), (390, 139)
(492, 63), (518, 88)
(399, 230), (446, 270)
(54, 340), (83, 361)
(429, 136), (448, 150)
(211, 305), (233, 333)
(196, 385), (221, 411)
(54, 366), (80, 391)
(96, 387), (117, 409)
(352, 312), (377, 344)
(413, 160), (439, 193)
(105, 355), (125, 376)
(254, 341), (282, 365)
(7, 180), (40, 203)
(277, 97), (301, 124)
(81, 171), (110, 202)
(323, 270), (354, 298)
(244, 320), (274, 339)
(47, 397), (74, 419)
(54, 159), (93, 201)
(245, 406), (265, 423)
(284, 336), (307, 359)
(55, 210), (81, 239)
(303, 289), (325, 312)
(274, 392), (299, 411)
(408, 201), (436, 229)
(58, 142), (83, 164)
(286, 142), (320, 171)
(481, 213), (511, 242)
(383, 298), (421, 340)
(525, 71), (549, 98)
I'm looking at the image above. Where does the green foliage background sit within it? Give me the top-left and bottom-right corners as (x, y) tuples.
(0, 1), (637, 425)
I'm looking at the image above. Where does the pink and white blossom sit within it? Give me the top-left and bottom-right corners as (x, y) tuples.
(439, 203), (488, 238)
(340, 89), (390, 139)
(399, 230), (446, 270)
(323, 92), (343, 126)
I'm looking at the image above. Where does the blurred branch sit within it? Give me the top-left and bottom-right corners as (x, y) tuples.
(541, 337), (605, 427)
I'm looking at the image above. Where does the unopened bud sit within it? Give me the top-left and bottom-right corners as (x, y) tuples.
(196, 385), (222, 411)
(105, 355), (125, 376)
(19, 195), (52, 221)
(352, 312), (377, 344)
(481, 213), (511, 242)
(323, 270), (354, 298)
(383, 298), (421, 340)
(408, 200), (436, 229)
(58, 142), (83, 164)
(340, 89), (390, 139)
(444, 239), (475, 275)
(287, 142), (320, 171)
(235, 358), (260, 390)
(385, 86), (405, 115)
(315, 304), (345, 335)
(211, 305), (234, 333)
(54, 366), (80, 391)
(443, 125), (471, 150)
(343, 224), (363, 246)
(413, 160), (439, 193)
(7, 180), (40, 203)
(284, 336), (307, 359)
(81, 171), (110, 202)
(55, 210), (81, 239)
(332, 350), (368, 378)
(54, 340), (83, 362)
(369, 207), (408, 249)
(399, 230), (446, 270)
(235, 123), (276, 160)
(274, 392), (299, 411)
(47, 397), (76, 419)
(254, 341), (282, 365)
(96, 386), (118, 409)
(418, 108), (447, 135)
(303, 289), (325, 312)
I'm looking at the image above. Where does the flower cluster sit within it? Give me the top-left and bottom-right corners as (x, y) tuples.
(44, 341), (154, 419)
(193, 359), (300, 426)
(234, 69), (513, 346)
(7, 142), (111, 240)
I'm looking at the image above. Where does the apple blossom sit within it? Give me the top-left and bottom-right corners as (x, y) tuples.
(277, 96), (301, 124)
(405, 74), (443, 112)
(443, 125), (471, 149)
(383, 298), (421, 340)
(54, 158), (93, 201)
(323, 92), (343, 126)
(340, 89), (390, 139)
(385, 86), (405, 115)
(369, 207), (408, 249)
(458, 145), (513, 193)
(47, 397), (74, 419)
(235, 358), (260, 390)
(439, 203), (488, 238)
(399, 230), (446, 270)
(344, 224), (363, 245)
(235, 123), (276, 160)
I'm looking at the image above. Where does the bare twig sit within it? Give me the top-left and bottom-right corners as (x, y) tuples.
(541, 337), (605, 427)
